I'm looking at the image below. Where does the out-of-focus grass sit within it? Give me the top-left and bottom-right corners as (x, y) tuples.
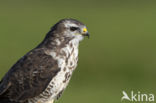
(0, 0), (156, 103)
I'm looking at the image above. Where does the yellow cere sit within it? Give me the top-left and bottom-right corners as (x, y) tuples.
(83, 28), (87, 32)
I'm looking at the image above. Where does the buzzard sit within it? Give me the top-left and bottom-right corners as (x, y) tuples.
(0, 19), (89, 103)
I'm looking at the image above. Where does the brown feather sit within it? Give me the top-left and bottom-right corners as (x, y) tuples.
(0, 48), (60, 102)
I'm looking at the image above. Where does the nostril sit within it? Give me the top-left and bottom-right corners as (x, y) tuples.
(83, 28), (87, 32)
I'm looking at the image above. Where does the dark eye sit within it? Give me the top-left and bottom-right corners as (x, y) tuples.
(70, 27), (78, 31)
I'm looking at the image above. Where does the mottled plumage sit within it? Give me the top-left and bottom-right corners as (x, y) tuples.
(0, 19), (89, 103)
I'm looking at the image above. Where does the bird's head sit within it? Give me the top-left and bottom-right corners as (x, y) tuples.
(50, 19), (89, 41)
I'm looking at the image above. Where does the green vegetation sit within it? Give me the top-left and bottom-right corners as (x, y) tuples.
(0, 0), (156, 103)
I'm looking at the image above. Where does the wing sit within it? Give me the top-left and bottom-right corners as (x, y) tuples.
(0, 48), (60, 102)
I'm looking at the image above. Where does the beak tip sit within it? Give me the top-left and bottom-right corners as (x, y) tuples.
(86, 33), (90, 38)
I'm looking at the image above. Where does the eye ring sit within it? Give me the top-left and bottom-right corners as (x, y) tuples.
(70, 27), (78, 31)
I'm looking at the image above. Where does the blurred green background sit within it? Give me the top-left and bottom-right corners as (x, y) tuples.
(0, 0), (156, 103)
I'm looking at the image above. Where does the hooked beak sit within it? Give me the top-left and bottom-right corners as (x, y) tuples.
(82, 28), (90, 38)
(84, 32), (90, 38)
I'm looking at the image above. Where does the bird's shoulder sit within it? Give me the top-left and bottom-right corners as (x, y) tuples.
(0, 48), (60, 101)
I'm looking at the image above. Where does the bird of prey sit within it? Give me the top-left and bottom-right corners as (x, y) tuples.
(0, 19), (89, 103)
